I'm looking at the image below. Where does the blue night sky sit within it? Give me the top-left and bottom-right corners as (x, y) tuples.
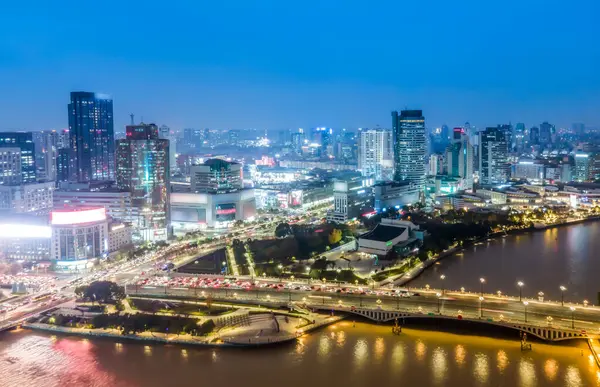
(1, 0), (599, 131)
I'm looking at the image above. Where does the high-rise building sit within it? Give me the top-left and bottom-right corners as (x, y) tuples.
(0, 132), (36, 183)
(358, 129), (393, 181)
(291, 131), (305, 155)
(514, 123), (526, 153)
(478, 127), (509, 185)
(529, 126), (540, 145)
(190, 159), (242, 194)
(159, 125), (178, 174)
(392, 110), (426, 190)
(498, 124), (513, 152)
(539, 122), (554, 145)
(0, 148), (22, 185)
(116, 123), (169, 241)
(574, 153), (593, 182)
(446, 128), (474, 190)
(68, 91), (115, 182)
(228, 130), (241, 146)
(572, 123), (585, 136)
(32, 130), (64, 181)
(311, 127), (333, 157)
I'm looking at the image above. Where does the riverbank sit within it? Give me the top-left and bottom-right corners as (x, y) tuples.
(396, 215), (600, 287)
(22, 312), (345, 348)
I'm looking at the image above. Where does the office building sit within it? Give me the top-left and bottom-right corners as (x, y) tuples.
(446, 128), (474, 190)
(514, 123), (526, 153)
(572, 123), (585, 135)
(478, 127), (509, 185)
(0, 132), (36, 183)
(0, 181), (54, 214)
(116, 123), (169, 241)
(512, 160), (545, 181)
(574, 153), (593, 182)
(291, 131), (305, 155)
(529, 126), (539, 145)
(159, 125), (178, 173)
(326, 176), (373, 223)
(539, 122), (554, 145)
(311, 127), (333, 157)
(68, 91), (115, 182)
(0, 214), (51, 261)
(53, 183), (133, 223)
(0, 148), (22, 185)
(392, 110), (426, 190)
(358, 129), (393, 181)
(190, 159), (242, 194)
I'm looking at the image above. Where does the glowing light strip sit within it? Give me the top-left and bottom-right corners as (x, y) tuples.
(51, 208), (106, 225)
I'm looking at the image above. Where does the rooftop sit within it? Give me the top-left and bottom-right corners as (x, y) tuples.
(360, 224), (407, 242)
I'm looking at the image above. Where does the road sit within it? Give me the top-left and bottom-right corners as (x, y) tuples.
(127, 284), (600, 334)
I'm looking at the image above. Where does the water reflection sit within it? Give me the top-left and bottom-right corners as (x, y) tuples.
(565, 365), (583, 387)
(519, 358), (537, 387)
(473, 353), (489, 384)
(414, 339), (427, 361)
(353, 339), (368, 368)
(374, 337), (385, 361)
(454, 344), (466, 366)
(409, 222), (600, 300)
(1, 327), (599, 387)
(496, 350), (508, 372)
(431, 347), (448, 385)
(544, 358), (558, 381)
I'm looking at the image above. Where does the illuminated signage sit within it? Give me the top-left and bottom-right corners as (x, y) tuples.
(0, 224), (51, 239)
(51, 208), (107, 225)
(216, 208), (236, 215)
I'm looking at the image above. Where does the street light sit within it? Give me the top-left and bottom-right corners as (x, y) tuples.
(517, 281), (524, 302)
(440, 274), (446, 294)
(523, 301), (529, 323)
(436, 292), (442, 313)
(479, 296), (484, 318)
(479, 278), (486, 296)
(559, 286), (567, 306)
(570, 306), (576, 329)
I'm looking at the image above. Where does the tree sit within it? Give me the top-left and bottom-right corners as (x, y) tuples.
(328, 229), (342, 244)
(274, 223), (293, 238)
(77, 281), (125, 304)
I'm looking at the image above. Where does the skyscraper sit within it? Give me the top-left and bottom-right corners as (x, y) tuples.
(392, 110), (426, 190)
(358, 129), (393, 181)
(514, 123), (526, 153)
(0, 132), (36, 183)
(68, 92), (115, 182)
(478, 127), (509, 185)
(446, 128), (474, 190)
(529, 126), (540, 145)
(539, 122), (554, 145)
(116, 123), (170, 241)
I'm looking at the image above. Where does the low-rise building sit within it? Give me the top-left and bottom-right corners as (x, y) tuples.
(0, 181), (54, 214)
(358, 219), (422, 256)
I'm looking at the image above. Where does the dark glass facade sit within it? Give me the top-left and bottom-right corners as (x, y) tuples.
(68, 92), (115, 182)
(392, 110), (426, 190)
(0, 132), (37, 183)
(116, 123), (170, 240)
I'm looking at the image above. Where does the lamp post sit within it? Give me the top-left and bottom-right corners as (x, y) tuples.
(523, 301), (529, 323)
(440, 275), (446, 294)
(479, 277), (486, 296)
(559, 286), (567, 306)
(479, 296), (484, 318)
(436, 292), (442, 313)
(570, 306), (576, 329)
(517, 281), (524, 302)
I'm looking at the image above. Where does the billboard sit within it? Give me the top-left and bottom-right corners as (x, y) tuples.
(215, 203), (236, 222)
(51, 208), (107, 225)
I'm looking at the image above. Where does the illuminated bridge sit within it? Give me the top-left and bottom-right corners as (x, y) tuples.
(126, 284), (600, 343)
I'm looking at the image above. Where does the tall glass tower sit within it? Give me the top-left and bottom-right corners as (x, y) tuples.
(116, 123), (170, 241)
(0, 132), (37, 183)
(392, 110), (426, 190)
(68, 92), (115, 182)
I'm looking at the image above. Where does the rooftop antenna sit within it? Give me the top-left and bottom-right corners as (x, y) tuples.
(130, 113), (134, 125)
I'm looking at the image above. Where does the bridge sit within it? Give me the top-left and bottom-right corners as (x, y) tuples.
(126, 284), (600, 343)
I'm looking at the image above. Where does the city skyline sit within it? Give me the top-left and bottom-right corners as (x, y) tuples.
(1, 1), (599, 131)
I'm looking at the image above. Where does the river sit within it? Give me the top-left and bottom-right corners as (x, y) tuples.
(407, 222), (600, 303)
(1, 323), (598, 387)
